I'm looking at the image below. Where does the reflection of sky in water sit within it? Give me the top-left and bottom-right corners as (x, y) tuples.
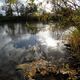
(0, 23), (65, 50)
(14, 34), (37, 48)
(0, 23), (75, 65)
(0, 27), (12, 49)
(0, 23), (76, 53)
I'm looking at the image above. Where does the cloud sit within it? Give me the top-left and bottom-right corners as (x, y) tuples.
(0, 1), (4, 7)
(19, 0), (27, 4)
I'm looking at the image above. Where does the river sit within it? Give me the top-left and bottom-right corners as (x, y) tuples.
(0, 22), (76, 80)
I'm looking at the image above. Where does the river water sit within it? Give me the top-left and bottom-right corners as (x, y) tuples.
(0, 22), (76, 68)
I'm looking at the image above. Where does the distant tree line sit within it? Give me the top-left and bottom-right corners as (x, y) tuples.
(1, 0), (80, 17)
(1, 0), (37, 16)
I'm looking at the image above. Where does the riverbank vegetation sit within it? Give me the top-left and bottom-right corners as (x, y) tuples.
(55, 5), (80, 70)
(68, 29), (80, 64)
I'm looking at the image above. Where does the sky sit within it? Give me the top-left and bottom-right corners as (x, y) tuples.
(0, 0), (5, 6)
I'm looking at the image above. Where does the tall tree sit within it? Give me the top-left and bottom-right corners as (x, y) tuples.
(5, 0), (17, 16)
(6, 5), (13, 16)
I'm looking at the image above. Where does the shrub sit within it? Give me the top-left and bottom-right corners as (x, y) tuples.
(68, 29), (80, 61)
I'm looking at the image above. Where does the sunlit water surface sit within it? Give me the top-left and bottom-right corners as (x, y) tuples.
(0, 23), (76, 66)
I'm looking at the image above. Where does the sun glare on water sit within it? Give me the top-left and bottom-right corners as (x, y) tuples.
(37, 29), (60, 49)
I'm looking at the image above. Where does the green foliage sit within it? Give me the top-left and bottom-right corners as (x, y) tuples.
(55, 8), (73, 26)
(55, 7), (80, 29)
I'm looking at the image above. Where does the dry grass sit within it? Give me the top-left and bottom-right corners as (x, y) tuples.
(68, 29), (80, 60)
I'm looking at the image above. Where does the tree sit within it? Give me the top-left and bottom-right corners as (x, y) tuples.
(15, 1), (20, 16)
(52, 0), (80, 11)
(19, 4), (25, 16)
(5, 0), (17, 16)
(6, 5), (13, 16)
(24, 0), (37, 16)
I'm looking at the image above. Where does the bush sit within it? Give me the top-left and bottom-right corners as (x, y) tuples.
(68, 29), (80, 61)
(55, 8), (80, 28)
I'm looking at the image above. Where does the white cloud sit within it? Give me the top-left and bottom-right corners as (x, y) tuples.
(19, 0), (27, 4)
(0, 1), (4, 7)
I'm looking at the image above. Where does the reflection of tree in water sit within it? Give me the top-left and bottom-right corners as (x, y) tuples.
(7, 23), (26, 38)
(16, 23), (38, 34)
(25, 23), (38, 34)
(6, 23), (38, 39)
(7, 23), (15, 37)
(17, 23), (27, 34)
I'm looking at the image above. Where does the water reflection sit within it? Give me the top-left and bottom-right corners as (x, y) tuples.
(0, 22), (71, 65)
(14, 34), (37, 48)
